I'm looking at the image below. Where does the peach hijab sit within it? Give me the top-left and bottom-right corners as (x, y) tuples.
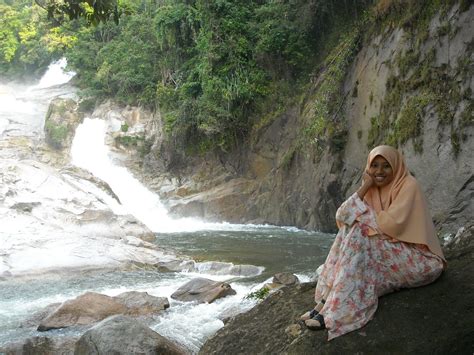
(364, 145), (445, 260)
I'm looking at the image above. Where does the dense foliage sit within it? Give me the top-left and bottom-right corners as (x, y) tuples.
(1, 0), (374, 150)
(0, 0), (77, 78)
(67, 0), (374, 150)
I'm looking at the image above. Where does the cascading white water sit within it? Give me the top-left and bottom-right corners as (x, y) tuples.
(71, 117), (258, 233)
(31, 58), (76, 90)
(0, 58), (76, 138)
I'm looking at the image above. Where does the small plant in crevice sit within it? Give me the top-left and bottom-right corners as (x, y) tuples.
(246, 287), (270, 301)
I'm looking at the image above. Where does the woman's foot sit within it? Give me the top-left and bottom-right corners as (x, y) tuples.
(304, 313), (325, 331)
(299, 300), (325, 321)
(299, 308), (318, 321)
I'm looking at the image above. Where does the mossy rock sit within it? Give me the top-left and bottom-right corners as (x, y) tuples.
(44, 98), (82, 150)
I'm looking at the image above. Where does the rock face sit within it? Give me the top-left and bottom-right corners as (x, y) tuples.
(0, 153), (180, 277)
(38, 292), (127, 331)
(171, 278), (237, 304)
(74, 315), (187, 355)
(0, 335), (77, 355)
(199, 238), (474, 355)
(136, 3), (473, 236)
(38, 291), (169, 331)
(273, 272), (299, 286)
(114, 291), (170, 316)
(44, 98), (82, 163)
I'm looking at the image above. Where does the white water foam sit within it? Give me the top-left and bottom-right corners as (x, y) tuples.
(0, 58), (75, 138)
(31, 58), (76, 90)
(70, 117), (298, 235)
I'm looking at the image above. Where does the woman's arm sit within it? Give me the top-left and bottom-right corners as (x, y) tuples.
(335, 172), (373, 228)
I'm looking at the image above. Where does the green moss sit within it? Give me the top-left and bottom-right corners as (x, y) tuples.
(451, 130), (460, 157)
(391, 93), (432, 153)
(114, 135), (144, 147)
(120, 123), (129, 132)
(280, 146), (297, 171)
(460, 102), (474, 128)
(396, 48), (419, 78)
(367, 9), (472, 156)
(304, 20), (363, 153)
(45, 121), (69, 149)
(78, 98), (96, 113)
(367, 114), (390, 149)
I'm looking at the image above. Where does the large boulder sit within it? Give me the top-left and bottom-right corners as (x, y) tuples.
(37, 291), (170, 331)
(38, 292), (127, 331)
(0, 336), (77, 355)
(74, 315), (187, 355)
(44, 98), (82, 152)
(273, 272), (299, 286)
(171, 278), (236, 304)
(114, 291), (169, 316)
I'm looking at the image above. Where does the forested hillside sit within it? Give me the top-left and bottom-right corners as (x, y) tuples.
(2, 0), (473, 233)
(2, 0), (376, 151)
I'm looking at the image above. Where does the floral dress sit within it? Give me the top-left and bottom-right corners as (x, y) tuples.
(315, 193), (444, 340)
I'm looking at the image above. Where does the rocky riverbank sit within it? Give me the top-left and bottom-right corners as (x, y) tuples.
(200, 223), (474, 354)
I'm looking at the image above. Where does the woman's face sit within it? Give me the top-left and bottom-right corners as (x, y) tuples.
(369, 155), (394, 187)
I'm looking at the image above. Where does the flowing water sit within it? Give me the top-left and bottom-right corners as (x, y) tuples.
(0, 60), (334, 353)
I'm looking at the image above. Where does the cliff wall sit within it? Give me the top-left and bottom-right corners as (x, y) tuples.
(135, 3), (473, 236)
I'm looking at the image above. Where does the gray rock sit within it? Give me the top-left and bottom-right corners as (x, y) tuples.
(37, 292), (127, 331)
(37, 291), (171, 331)
(272, 272), (299, 286)
(74, 315), (187, 355)
(44, 98), (82, 153)
(0, 336), (77, 355)
(171, 278), (236, 304)
(115, 291), (169, 316)
(10, 201), (41, 213)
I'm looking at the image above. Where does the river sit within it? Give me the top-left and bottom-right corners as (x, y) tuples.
(0, 60), (334, 353)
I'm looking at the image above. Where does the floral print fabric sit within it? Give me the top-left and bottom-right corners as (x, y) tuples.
(315, 193), (444, 340)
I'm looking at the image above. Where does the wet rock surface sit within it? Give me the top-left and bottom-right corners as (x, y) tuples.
(37, 291), (170, 331)
(199, 228), (474, 355)
(171, 278), (237, 304)
(74, 315), (187, 355)
(0, 154), (180, 277)
(1, 335), (77, 355)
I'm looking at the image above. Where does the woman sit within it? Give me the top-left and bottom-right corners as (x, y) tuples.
(301, 145), (445, 340)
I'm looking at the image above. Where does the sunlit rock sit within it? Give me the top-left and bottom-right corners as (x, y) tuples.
(38, 292), (127, 331)
(37, 291), (170, 331)
(171, 278), (236, 304)
(74, 315), (187, 355)
(272, 272), (299, 286)
(0, 335), (77, 355)
(114, 291), (169, 317)
(44, 98), (82, 152)
(0, 157), (180, 277)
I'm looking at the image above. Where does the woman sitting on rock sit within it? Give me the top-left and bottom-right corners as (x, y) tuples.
(301, 145), (445, 340)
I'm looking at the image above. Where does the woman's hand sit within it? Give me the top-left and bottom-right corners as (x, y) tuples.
(357, 171), (375, 199)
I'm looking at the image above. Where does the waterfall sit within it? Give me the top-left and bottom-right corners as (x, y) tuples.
(31, 58), (76, 90)
(0, 58), (76, 137)
(71, 117), (239, 233)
